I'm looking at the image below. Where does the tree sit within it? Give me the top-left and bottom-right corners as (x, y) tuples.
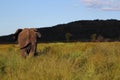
(90, 33), (97, 42)
(65, 32), (72, 42)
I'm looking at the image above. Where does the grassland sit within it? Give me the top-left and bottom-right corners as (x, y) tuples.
(0, 42), (120, 80)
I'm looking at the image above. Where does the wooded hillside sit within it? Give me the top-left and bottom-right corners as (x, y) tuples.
(0, 19), (120, 44)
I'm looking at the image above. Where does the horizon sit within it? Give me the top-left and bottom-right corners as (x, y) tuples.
(0, 0), (120, 36)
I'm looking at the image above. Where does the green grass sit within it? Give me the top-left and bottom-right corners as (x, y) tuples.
(0, 42), (120, 80)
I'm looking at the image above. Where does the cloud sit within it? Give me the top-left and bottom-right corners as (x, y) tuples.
(81, 0), (120, 11)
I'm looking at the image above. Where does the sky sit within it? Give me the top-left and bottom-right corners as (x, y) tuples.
(0, 0), (120, 36)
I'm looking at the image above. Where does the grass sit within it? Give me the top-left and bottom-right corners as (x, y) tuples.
(0, 42), (120, 80)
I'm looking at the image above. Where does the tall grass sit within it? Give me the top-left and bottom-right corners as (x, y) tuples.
(0, 42), (120, 80)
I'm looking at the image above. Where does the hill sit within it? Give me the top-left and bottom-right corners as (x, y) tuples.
(0, 19), (120, 44)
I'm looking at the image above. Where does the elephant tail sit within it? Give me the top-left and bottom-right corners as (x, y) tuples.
(20, 43), (31, 50)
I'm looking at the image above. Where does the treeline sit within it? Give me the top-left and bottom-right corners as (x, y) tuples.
(0, 19), (120, 44)
(38, 19), (120, 42)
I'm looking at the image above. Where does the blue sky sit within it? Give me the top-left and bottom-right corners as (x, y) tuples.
(0, 0), (120, 36)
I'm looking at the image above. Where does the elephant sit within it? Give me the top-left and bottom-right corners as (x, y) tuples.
(13, 28), (41, 58)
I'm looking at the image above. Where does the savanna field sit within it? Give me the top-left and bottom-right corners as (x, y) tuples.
(0, 42), (120, 80)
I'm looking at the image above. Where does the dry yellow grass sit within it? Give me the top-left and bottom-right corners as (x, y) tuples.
(0, 42), (120, 80)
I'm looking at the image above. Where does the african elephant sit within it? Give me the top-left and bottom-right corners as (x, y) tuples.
(13, 28), (41, 58)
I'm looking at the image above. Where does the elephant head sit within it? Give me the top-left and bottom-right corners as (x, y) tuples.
(13, 28), (41, 58)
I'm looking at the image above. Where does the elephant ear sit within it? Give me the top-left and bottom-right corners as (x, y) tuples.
(35, 29), (41, 38)
(32, 28), (41, 38)
(36, 32), (41, 38)
(13, 29), (23, 41)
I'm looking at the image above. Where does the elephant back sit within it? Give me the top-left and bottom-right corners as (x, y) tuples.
(18, 28), (30, 49)
(29, 29), (38, 43)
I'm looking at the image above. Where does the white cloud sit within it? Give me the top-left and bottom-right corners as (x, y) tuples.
(81, 0), (120, 11)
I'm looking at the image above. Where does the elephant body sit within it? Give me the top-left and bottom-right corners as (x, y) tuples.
(14, 28), (41, 58)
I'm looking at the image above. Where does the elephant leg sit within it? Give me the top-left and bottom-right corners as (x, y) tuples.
(26, 44), (31, 54)
(29, 44), (36, 57)
(20, 49), (27, 58)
